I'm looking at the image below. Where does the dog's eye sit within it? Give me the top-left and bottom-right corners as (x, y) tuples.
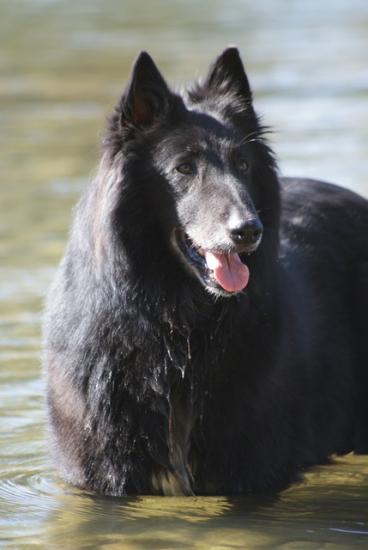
(176, 162), (194, 175)
(237, 158), (249, 172)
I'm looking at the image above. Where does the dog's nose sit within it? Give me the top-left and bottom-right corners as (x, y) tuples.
(229, 218), (263, 248)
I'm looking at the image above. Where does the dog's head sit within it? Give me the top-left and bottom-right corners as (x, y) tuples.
(104, 48), (279, 298)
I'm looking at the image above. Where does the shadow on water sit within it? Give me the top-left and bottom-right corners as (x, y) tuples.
(38, 466), (368, 548)
(4, 457), (368, 548)
(37, 476), (368, 548)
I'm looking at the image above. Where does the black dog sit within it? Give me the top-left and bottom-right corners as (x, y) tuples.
(43, 48), (368, 496)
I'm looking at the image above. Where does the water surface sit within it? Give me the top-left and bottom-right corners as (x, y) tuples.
(1, 0), (368, 547)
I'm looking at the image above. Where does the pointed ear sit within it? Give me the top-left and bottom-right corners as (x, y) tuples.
(202, 47), (252, 101)
(119, 51), (172, 127)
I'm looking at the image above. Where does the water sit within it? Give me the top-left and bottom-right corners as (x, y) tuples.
(1, 0), (368, 547)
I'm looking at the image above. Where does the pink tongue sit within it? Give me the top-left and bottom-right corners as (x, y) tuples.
(204, 251), (250, 292)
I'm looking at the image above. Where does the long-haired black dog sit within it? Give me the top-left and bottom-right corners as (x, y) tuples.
(43, 48), (368, 496)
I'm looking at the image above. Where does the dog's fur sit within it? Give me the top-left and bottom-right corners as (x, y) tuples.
(43, 48), (368, 496)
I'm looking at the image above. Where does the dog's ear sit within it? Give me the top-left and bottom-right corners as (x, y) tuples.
(190, 47), (252, 105)
(119, 52), (172, 127)
(205, 47), (252, 100)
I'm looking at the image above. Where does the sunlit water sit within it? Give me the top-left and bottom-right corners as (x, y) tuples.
(1, 0), (368, 547)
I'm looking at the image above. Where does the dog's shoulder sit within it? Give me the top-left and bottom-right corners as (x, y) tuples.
(280, 176), (368, 211)
(278, 176), (368, 286)
(280, 176), (368, 237)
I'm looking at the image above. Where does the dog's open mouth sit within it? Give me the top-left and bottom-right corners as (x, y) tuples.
(171, 229), (250, 297)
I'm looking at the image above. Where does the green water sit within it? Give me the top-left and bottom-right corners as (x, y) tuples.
(1, 0), (368, 547)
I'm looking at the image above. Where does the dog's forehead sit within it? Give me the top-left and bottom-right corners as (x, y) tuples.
(157, 110), (241, 157)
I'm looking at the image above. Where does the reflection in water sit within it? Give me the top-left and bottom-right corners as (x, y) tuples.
(1, 0), (368, 547)
(2, 458), (368, 547)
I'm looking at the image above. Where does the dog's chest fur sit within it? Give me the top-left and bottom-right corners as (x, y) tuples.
(151, 390), (195, 495)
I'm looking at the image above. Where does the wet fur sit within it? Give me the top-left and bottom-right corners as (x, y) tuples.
(43, 49), (368, 496)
